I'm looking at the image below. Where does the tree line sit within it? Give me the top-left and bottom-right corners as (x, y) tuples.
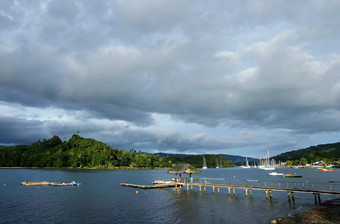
(273, 142), (340, 166)
(0, 134), (235, 169)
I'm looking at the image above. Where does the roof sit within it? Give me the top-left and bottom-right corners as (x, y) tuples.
(168, 163), (202, 174)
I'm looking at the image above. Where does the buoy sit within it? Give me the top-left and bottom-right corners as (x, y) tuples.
(136, 191), (139, 194)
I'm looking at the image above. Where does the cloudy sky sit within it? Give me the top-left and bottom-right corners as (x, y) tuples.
(1, 0), (340, 157)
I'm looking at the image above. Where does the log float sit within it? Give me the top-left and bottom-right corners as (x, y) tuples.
(21, 181), (83, 186)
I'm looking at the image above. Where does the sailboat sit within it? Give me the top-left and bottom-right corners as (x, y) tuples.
(259, 151), (275, 170)
(216, 160), (219, 168)
(202, 156), (207, 169)
(241, 157), (250, 168)
(253, 161), (257, 168)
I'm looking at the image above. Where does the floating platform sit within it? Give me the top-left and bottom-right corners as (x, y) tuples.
(121, 183), (183, 189)
(21, 181), (83, 186)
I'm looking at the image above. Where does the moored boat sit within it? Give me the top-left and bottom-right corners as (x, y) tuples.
(241, 157), (251, 168)
(283, 174), (302, 178)
(269, 172), (284, 176)
(202, 156), (207, 169)
(321, 168), (335, 172)
(153, 180), (174, 184)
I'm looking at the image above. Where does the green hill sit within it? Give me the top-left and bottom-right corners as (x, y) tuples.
(273, 142), (340, 165)
(0, 134), (235, 169)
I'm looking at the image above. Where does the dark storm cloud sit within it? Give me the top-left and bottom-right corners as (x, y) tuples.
(0, 116), (46, 145)
(1, 0), (340, 155)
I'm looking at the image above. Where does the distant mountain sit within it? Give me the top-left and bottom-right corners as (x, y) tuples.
(154, 152), (258, 163)
(154, 153), (188, 158)
(218, 154), (259, 163)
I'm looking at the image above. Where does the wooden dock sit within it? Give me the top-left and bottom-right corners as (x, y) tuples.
(121, 177), (340, 204)
(121, 183), (183, 189)
(182, 178), (340, 204)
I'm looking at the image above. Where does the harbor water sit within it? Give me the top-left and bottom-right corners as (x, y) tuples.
(1, 167), (339, 224)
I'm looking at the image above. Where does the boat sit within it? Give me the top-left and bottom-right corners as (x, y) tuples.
(202, 156), (207, 169)
(21, 181), (83, 186)
(50, 181), (83, 186)
(263, 167), (275, 171)
(269, 172), (284, 176)
(216, 160), (219, 168)
(253, 161), (257, 168)
(153, 180), (174, 184)
(321, 168), (335, 172)
(283, 174), (302, 178)
(258, 151), (276, 170)
(241, 157), (250, 168)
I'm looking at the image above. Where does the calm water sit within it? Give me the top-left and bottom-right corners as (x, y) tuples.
(1, 167), (339, 224)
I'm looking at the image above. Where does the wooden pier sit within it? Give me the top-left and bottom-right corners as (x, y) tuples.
(121, 183), (183, 189)
(121, 177), (340, 204)
(182, 178), (340, 204)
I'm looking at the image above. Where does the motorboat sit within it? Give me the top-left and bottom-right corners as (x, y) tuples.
(269, 172), (284, 176)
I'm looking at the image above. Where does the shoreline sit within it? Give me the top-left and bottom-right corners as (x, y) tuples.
(0, 166), (171, 170)
(271, 197), (340, 224)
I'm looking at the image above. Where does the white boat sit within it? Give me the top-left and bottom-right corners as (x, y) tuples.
(202, 156), (207, 169)
(241, 157), (250, 168)
(259, 151), (276, 170)
(216, 159), (219, 168)
(253, 161), (257, 168)
(153, 180), (174, 184)
(263, 167), (275, 171)
(269, 172), (283, 176)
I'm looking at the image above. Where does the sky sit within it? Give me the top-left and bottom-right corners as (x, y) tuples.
(1, 0), (340, 158)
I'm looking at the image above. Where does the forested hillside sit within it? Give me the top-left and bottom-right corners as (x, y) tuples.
(273, 142), (340, 165)
(0, 134), (235, 169)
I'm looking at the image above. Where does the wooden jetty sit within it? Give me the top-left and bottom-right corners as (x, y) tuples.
(121, 182), (183, 189)
(21, 181), (82, 186)
(121, 177), (340, 204)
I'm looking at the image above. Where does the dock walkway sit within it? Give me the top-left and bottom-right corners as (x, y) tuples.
(121, 183), (183, 189)
(121, 177), (340, 204)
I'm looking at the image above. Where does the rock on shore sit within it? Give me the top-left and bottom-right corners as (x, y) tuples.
(270, 198), (340, 224)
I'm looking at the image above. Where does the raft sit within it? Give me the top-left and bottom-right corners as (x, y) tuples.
(21, 181), (83, 186)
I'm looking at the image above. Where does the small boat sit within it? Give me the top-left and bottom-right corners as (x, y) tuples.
(263, 167), (275, 171)
(321, 168), (335, 172)
(50, 181), (83, 186)
(153, 180), (174, 184)
(283, 174), (302, 178)
(202, 156), (207, 169)
(241, 157), (251, 168)
(269, 172), (284, 176)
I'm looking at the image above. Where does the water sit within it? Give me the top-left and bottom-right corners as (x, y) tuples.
(1, 167), (339, 224)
